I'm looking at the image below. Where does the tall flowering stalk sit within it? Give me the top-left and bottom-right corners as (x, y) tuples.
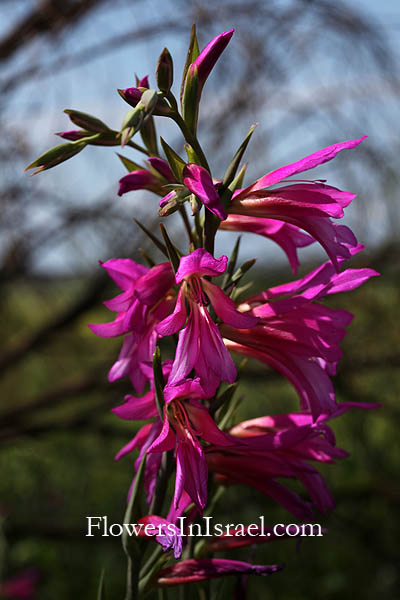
(27, 25), (379, 598)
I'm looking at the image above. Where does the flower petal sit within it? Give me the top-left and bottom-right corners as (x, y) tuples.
(241, 137), (367, 192)
(183, 164), (227, 220)
(175, 248), (227, 282)
(202, 279), (259, 328)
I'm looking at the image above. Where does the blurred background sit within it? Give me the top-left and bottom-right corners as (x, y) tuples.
(0, 0), (399, 598)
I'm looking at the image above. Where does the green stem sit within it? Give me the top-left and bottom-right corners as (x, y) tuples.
(149, 450), (174, 516)
(171, 112), (209, 171)
(126, 139), (152, 155)
(178, 204), (195, 245)
(203, 211), (218, 255)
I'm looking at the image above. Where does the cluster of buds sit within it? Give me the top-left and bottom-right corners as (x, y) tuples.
(27, 26), (379, 597)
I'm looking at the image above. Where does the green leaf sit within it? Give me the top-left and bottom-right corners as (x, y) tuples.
(184, 143), (200, 164)
(159, 223), (181, 272)
(116, 153), (143, 173)
(160, 137), (186, 182)
(180, 24), (200, 106)
(122, 454), (147, 558)
(153, 347), (165, 421)
(222, 124), (257, 189)
(138, 248), (156, 267)
(133, 219), (168, 258)
(217, 393), (243, 431)
(230, 258), (257, 285)
(210, 382), (239, 416)
(140, 116), (159, 156)
(222, 236), (242, 288)
(228, 163), (248, 193)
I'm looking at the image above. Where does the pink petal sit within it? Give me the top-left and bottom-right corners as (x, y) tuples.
(175, 248), (227, 282)
(118, 170), (159, 196)
(202, 279), (259, 328)
(156, 286), (187, 336)
(163, 378), (206, 403)
(183, 164), (227, 220)
(134, 262), (174, 305)
(115, 423), (153, 460)
(112, 390), (157, 420)
(241, 136), (367, 192)
(148, 157), (175, 182)
(147, 411), (176, 454)
(101, 258), (148, 290)
(187, 399), (237, 446)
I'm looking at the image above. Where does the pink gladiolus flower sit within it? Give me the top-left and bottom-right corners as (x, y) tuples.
(156, 248), (258, 394)
(206, 409), (354, 518)
(183, 163), (227, 220)
(220, 215), (315, 274)
(156, 558), (283, 587)
(114, 372), (236, 511)
(146, 378), (236, 512)
(89, 259), (175, 393)
(221, 258), (379, 419)
(228, 137), (367, 269)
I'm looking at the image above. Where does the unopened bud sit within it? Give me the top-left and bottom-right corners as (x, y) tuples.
(25, 140), (87, 175)
(181, 63), (199, 134)
(64, 109), (109, 133)
(56, 129), (120, 146)
(189, 193), (201, 215)
(156, 48), (173, 94)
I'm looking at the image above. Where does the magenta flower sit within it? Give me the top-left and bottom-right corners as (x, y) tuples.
(156, 248), (258, 394)
(156, 558), (282, 587)
(228, 137), (367, 269)
(183, 163), (227, 220)
(206, 409), (354, 518)
(114, 375), (236, 512)
(221, 257), (379, 419)
(135, 491), (197, 559)
(89, 259), (175, 393)
(147, 378), (236, 512)
(116, 420), (164, 504)
(220, 215), (315, 274)
(136, 514), (183, 559)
